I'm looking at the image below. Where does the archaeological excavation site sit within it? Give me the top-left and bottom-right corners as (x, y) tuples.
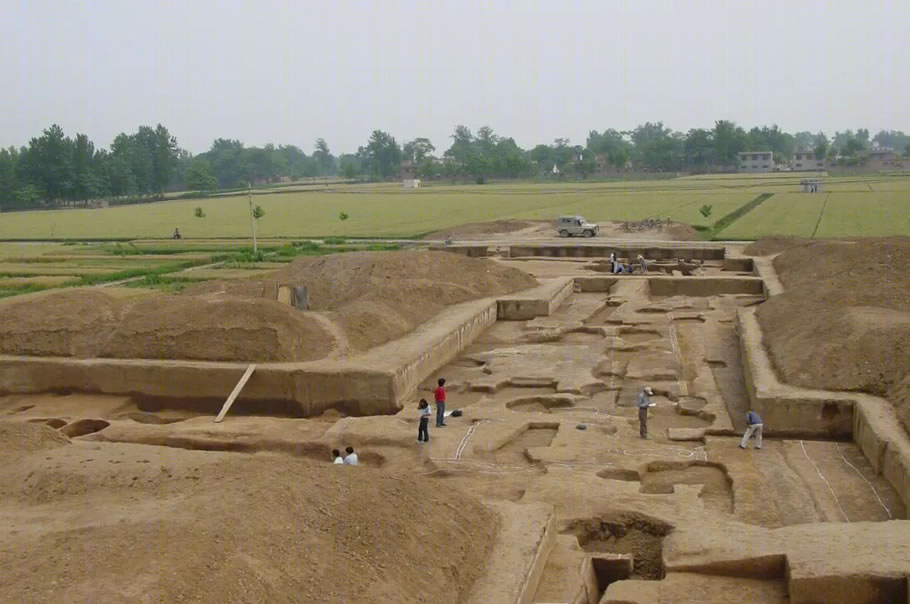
(1, 235), (910, 604)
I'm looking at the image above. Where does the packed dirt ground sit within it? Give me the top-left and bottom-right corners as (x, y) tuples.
(751, 237), (910, 434)
(0, 422), (495, 604)
(1, 241), (909, 603)
(0, 250), (536, 362)
(422, 219), (701, 241)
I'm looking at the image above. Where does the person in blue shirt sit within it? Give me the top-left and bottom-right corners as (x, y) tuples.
(740, 410), (763, 449)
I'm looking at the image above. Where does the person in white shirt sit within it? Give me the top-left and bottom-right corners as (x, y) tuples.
(332, 449), (344, 464)
(637, 386), (655, 438)
(417, 399), (431, 443)
(343, 446), (358, 465)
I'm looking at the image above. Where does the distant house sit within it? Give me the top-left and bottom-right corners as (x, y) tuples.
(792, 149), (826, 171)
(398, 160), (417, 180)
(738, 152), (774, 173)
(402, 179), (420, 188)
(594, 154), (632, 174)
(864, 149), (909, 171)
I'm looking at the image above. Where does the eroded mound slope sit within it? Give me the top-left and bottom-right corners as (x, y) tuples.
(743, 236), (816, 256)
(756, 238), (910, 433)
(0, 250), (537, 362)
(0, 437), (497, 604)
(192, 250), (539, 351)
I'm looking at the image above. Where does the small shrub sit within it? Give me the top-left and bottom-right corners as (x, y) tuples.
(194, 207), (205, 218)
(699, 204), (713, 218)
(323, 236), (346, 245)
(338, 212), (349, 221)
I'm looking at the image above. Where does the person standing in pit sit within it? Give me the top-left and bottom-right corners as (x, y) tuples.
(637, 386), (655, 438)
(343, 446), (358, 465)
(740, 410), (763, 449)
(417, 399), (431, 443)
(434, 378), (447, 427)
(332, 449), (344, 464)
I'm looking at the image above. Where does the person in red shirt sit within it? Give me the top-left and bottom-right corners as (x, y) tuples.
(433, 378), (447, 427)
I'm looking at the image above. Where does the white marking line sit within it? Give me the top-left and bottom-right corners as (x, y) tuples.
(667, 314), (687, 396)
(454, 421), (484, 460)
(799, 440), (849, 522)
(835, 442), (893, 519)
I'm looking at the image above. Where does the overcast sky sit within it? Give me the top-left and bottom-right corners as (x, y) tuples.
(2, 0), (908, 155)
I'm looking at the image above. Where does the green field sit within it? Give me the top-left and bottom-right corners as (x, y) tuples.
(1, 174), (908, 240)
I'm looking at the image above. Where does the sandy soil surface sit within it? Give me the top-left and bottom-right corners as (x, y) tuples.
(0, 251), (536, 362)
(742, 236), (817, 256)
(422, 219), (701, 241)
(2, 256), (908, 604)
(0, 421), (496, 604)
(756, 237), (910, 434)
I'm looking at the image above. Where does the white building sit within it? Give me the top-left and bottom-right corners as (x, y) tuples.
(738, 152), (774, 173)
(792, 150), (826, 171)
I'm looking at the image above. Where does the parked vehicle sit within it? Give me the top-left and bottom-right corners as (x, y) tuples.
(557, 216), (599, 238)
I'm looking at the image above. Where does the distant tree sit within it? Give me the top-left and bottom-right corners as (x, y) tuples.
(186, 158), (216, 192)
(339, 211), (349, 221)
(252, 204), (265, 220)
(631, 122), (683, 171)
(683, 129), (713, 168)
(194, 206), (205, 218)
(699, 204), (713, 218)
(364, 130), (402, 179)
(711, 120), (747, 166)
(813, 133), (829, 161)
(314, 138), (336, 176)
(905, 143), (910, 157)
(0, 147), (19, 208)
(403, 138), (435, 163)
(842, 138), (865, 157)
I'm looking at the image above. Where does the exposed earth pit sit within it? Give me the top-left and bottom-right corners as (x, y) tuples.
(1, 240), (909, 604)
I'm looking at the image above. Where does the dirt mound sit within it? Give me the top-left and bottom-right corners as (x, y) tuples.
(273, 250), (537, 350)
(104, 296), (334, 362)
(662, 222), (701, 241)
(0, 421), (69, 464)
(600, 220), (701, 241)
(0, 251), (536, 362)
(423, 219), (543, 240)
(0, 289), (123, 357)
(756, 238), (910, 433)
(743, 236), (815, 256)
(193, 250), (538, 351)
(0, 446), (497, 604)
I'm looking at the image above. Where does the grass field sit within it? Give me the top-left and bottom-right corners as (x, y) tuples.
(0, 240), (401, 298)
(1, 173), (908, 240)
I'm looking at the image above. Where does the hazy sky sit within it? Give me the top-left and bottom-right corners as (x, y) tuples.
(2, 0), (908, 155)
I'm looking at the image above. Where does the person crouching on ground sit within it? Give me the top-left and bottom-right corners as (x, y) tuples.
(434, 378), (447, 427)
(637, 386), (655, 438)
(343, 446), (358, 465)
(417, 399), (431, 443)
(740, 410), (763, 449)
(332, 449), (344, 464)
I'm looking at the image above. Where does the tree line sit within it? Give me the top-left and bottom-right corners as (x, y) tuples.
(3, 122), (910, 210)
(0, 126), (339, 211)
(340, 123), (910, 182)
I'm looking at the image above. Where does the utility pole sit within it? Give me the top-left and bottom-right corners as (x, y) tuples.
(248, 182), (257, 255)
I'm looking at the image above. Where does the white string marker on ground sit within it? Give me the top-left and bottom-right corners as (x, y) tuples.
(835, 442), (893, 519)
(799, 440), (849, 522)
